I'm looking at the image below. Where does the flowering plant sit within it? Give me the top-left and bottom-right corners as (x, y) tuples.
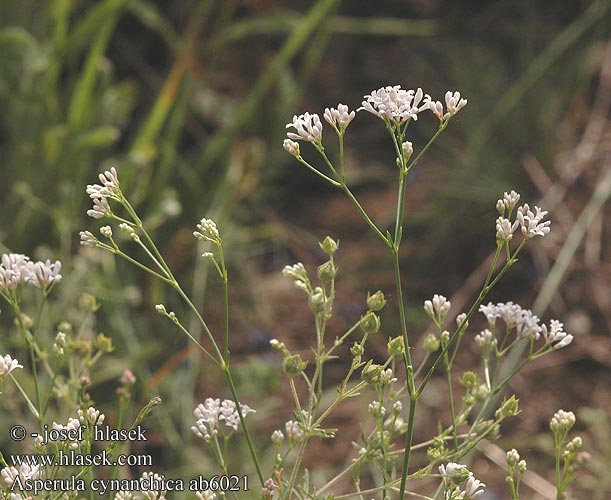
(0, 84), (583, 500)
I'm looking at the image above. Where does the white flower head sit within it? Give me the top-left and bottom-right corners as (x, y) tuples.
(498, 190), (521, 213)
(194, 218), (220, 243)
(0, 354), (23, 378)
(474, 329), (496, 351)
(424, 294), (451, 324)
(425, 90), (467, 122)
(286, 112), (323, 143)
(359, 85), (428, 125)
(25, 260), (62, 288)
(78, 407), (105, 425)
(323, 103), (355, 131)
(463, 473), (485, 499)
(550, 409), (576, 433)
(191, 398), (254, 441)
(517, 204), (551, 238)
(542, 319), (573, 349)
(283, 138), (300, 157)
(496, 217), (518, 243)
(0, 254), (32, 291)
(79, 231), (97, 247)
(87, 196), (111, 219)
(1, 463), (40, 487)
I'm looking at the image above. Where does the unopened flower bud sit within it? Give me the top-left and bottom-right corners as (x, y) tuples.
(506, 449), (520, 467)
(361, 361), (383, 385)
(79, 293), (100, 312)
(283, 139), (300, 157)
(518, 460), (527, 473)
(100, 226), (113, 238)
(402, 141), (414, 161)
(393, 401), (402, 416)
(366, 290), (386, 311)
(387, 336), (404, 358)
(368, 401), (386, 419)
(95, 333), (114, 353)
(550, 409), (575, 433)
(317, 261), (336, 282)
(271, 430), (284, 445)
(155, 304), (167, 315)
(319, 236), (339, 255)
(350, 342), (364, 357)
(283, 354), (308, 376)
(496, 395), (520, 419)
(360, 311), (381, 334)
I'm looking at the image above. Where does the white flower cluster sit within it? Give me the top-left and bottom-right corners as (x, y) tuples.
(439, 463), (485, 499)
(359, 86), (429, 124)
(114, 472), (168, 500)
(51, 417), (81, 449)
(495, 191), (551, 243)
(282, 262), (312, 294)
(0, 354), (23, 379)
(78, 407), (105, 426)
(283, 85), (467, 155)
(478, 302), (572, 349)
(424, 294), (451, 326)
(193, 218), (220, 243)
(286, 112), (324, 143)
(1, 463), (40, 489)
(191, 398), (255, 441)
(323, 103), (355, 132)
(86, 167), (120, 219)
(0, 253), (62, 292)
(550, 409), (576, 432)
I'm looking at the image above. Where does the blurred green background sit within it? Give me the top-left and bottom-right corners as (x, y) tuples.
(1, 0), (611, 498)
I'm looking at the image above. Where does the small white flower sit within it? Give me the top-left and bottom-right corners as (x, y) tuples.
(0, 354), (23, 378)
(286, 112), (323, 143)
(100, 226), (113, 238)
(191, 398), (254, 441)
(283, 138), (301, 157)
(479, 302), (499, 328)
(323, 103), (355, 131)
(516, 204), (551, 238)
(194, 218), (220, 242)
(1, 463), (40, 487)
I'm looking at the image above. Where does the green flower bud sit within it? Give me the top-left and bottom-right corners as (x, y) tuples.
(366, 291), (386, 311)
(361, 360), (383, 385)
(283, 354), (308, 376)
(422, 332), (440, 353)
(79, 293), (101, 312)
(95, 333), (114, 353)
(496, 395), (520, 419)
(317, 261), (337, 282)
(319, 236), (339, 255)
(350, 342), (364, 357)
(460, 371), (478, 389)
(360, 311), (381, 334)
(474, 383), (489, 402)
(387, 336), (404, 358)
